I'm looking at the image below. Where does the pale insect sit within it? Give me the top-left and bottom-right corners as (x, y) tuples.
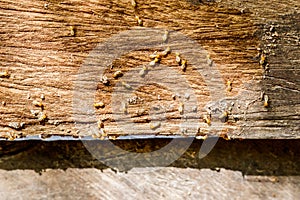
(0, 70), (10, 78)
(178, 102), (184, 115)
(203, 114), (211, 125)
(131, 0), (137, 8)
(149, 57), (160, 66)
(207, 55), (213, 67)
(260, 54), (266, 66)
(97, 119), (104, 129)
(226, 80), (232, 92)
(150, 122), (161, 130)
(32, 100), (43, 108)
(149, 51), (158, 59)
(94, 101), (105, 109)
(162, 47), (171, 56)
(122, 81), (132, 90)
(70, 26), (75, 36)
(162, 30), (169, 42)
(121, 102), (128, 114)
(181, 60), (187, 71)
(175, 53), (181, 64)
(38, 112), (47, 122)
(139, 66), (148, 77)
(263, 94), (269, 107)
(135, 16), (143, 26)
(113, 70), (123, 79)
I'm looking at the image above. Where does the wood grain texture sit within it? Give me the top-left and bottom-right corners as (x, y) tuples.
(0, 168), (299, 200)
(0, 0), (299, 139)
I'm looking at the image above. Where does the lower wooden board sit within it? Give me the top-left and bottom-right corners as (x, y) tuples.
(1, 138), (299, 199)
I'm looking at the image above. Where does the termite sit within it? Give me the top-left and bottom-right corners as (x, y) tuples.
(150, 122), (161, 130)
(227, 80), (232, 92)
(178, 102), (184, 115)
(207, 55), (213, 67)
(139, 66), (148, 77)
(149, 51), (158, 59)
(100, 128), (107, 137)
(203, 114), (211, 125)
(8, 122), (25, 130)
(162, 47), (171, 56)
(149, 57), (160, 66)
(92, 134), (98, 139)
(181, 60), (187, 71)
(122, 81), (132, 90)
(162, 30), (169, 42)
(172, 94), (176, 100)
(44, 3), (49, 9)
(260, 54), (266, 66)
(30, 109), (39, 116)
(121, 102), (128, 114)
(113, 70), (123, 79)
(32, 100), (44, 108)
(135, 16), (143, 26)
(219, 111), (229, 122)
(196, 135), (208, 140)
(101, 75), (110, 86)
(184, 93), (190, 100)
(175, 53), (181, 64)
(38, 112), (47, 122)
(220, 133), (231, 140)
(8, 132), (16, 141)
(94, 101), (105, 109)
(70, 26), (75, 36)
(131, 0), (137, 8)
(0, 70), (10, 78)
(97, 119), (104, 129)
(155, 54), (162, 59)
(109, 135), (117, 140)
(263, 94), (269, 107)
(192, 106), (197, 112)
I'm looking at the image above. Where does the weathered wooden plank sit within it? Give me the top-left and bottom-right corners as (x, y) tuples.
(0, 168), (299, 200)
(0, 0), (299, 139)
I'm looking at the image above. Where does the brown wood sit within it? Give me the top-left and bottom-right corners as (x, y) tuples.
(0, 0), (299, 139)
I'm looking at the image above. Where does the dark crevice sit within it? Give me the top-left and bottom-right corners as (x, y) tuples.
(0, 139), (298, 175)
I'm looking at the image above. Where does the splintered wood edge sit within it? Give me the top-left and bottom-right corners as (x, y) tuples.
(0, 0), (299, 139)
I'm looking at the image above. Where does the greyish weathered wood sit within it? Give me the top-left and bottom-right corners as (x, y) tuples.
(0, 168), (299, 200)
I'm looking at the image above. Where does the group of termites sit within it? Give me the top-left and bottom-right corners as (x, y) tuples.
(4, 94), (47, 140)
(31, 94), (47, 123)
(258, 48), (270, 108)
(91, 0), (199, 138)
(92, 22), (195, 137)
(1, 0), (271, 140)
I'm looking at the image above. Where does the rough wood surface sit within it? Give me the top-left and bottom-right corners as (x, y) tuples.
(0, 0), (299, 139)
(0, 168), (299, 200)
